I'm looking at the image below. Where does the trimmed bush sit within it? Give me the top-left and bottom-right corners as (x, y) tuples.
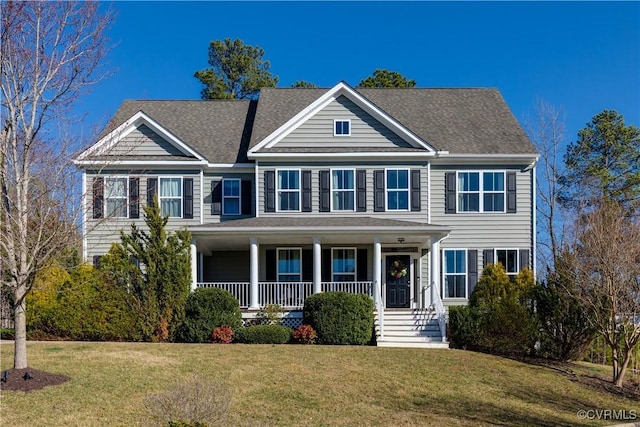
(174, 288), (242, 343)
(233, 324), (292, 344)
(448, 306), (479, 350)
(211, 326), (233, 344)
(303, 292), (374, 345)
(292, 324), (316, 344)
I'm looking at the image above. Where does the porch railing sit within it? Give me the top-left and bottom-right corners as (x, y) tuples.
(197, 281), (373, 310)
(432, 283), (448, 342)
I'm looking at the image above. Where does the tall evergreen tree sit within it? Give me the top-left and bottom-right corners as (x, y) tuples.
(357, 69), (416, 88)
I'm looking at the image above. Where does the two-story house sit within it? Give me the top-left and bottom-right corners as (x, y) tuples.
(75, 82), (538, 347)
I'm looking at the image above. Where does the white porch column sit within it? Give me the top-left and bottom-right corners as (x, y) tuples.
(430, 237), (440, 306)
(198, 252), (204, 283)
(373, 237), (382, 306)
(313, 237), (322, 294)
(249, 238), (259, 309)
(190, 239), (198, 292)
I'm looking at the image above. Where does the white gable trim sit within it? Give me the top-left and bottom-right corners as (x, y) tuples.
(75, 111), (206, 162)
(249, 82), (438, 154)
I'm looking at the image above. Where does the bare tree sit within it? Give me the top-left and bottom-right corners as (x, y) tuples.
(0, 1), (112, 369)
(525, 100), (568, 270)
(566, 202), (640, 387)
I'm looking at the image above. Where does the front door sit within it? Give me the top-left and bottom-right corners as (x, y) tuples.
(385, 255), (411, 308)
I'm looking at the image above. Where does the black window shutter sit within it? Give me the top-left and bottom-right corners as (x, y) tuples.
(506, 171), (517, 213)
(302, 170), (312, 212)
(373, 170), (385, 212)
(241, 180), (252, 215)
(147, 178), (158, 207)
(92, 255), (102, 268)
(183, 178), (193, 219)
(319, 170), (330, 212)
(483, 249), (494, 268)
(411, 169), (421, 212)
(211, 179), (222, 215)
(356, 170), (366, 212)
(265, 171), (275, 213)
(302, 250), (313, 281)
(266, 249), (276, 281)
(129, 177), (139, 219)
(357, 249), (368, 281)
(92, 177), (104, 219)
(445, 172), (456, 214)
(519, 249), (530, 271)
(321, 248), (331, 282)
(468, 250), (478, 297)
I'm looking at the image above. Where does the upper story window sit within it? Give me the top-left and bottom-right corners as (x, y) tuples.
(159, 177), (182, 217)
(334, 119), (351, 136)
(277, 248), (301, 282)
(332, 248), (356, 282)
(105, 177), (128, 218)
(222, 178), (241, 215)
(386, 169), (409, 211)
(277, 170), (300, 211)
(332, 169), (355, 211)
(495, 249), (518, 276)
(457, 171), (505, 213)
(443, 249), (467, 298)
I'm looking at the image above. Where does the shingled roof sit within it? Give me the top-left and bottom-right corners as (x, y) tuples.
(95, 86), (535, 164)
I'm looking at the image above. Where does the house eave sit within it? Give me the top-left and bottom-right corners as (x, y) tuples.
(247, 151), (439, 161)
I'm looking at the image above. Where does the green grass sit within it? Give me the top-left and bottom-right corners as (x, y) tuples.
(1, 341), (638, 426)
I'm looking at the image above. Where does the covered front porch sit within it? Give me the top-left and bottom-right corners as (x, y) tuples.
(188, 217), (452, 312)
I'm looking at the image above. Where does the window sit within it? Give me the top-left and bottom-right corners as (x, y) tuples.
(457, 171), (506, 213)
(332, 248), (356, 282)
(277, 248), (301, 282)
(334, 119), (351, 136)
(105, 177), (128, 218)
(331, 169), (355, 211)
(222, 178), (241, 215)
(386, 169), (409, 210)
(444, 249), (467, 298)
(277, 170), (300, 211)
(496, 249), (518, 276)
(159, 177), (182, 217)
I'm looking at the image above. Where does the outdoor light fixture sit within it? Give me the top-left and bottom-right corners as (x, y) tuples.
(23, 371), (33, 380)
(397, 238), (405, 243)
(1, 371), (7, 382)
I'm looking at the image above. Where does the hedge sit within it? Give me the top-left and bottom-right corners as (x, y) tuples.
(303, 292), (374, 345)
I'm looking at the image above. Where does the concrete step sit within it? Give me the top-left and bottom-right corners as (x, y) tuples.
(376, 340), (450, 349)
(378, 330), (441, 338)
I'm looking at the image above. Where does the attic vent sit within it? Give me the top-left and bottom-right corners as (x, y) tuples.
(334, 119), (351, 136)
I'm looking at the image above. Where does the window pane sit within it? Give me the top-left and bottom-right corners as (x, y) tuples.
(160, 178), (181, 197)
(388, 191), (398, 209)
(484, 193), (504, 212)
(223, 180), (240, 196)
(398, 170), (408, 189)
(225, 199), (239, 214)
(387, 170), (398, 189)
(105, 178), (126, 197)
(456, 250), (466, 273)
(343, 121), (349, 134)
(161, 199), (181, 217)
(106, 199), (127, 217)
(397, 191), (408, 210)
(507, 250), (518, 273)
(445, 251), (454, 272)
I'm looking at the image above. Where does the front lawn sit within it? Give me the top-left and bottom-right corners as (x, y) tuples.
(0, 341), (637, 426)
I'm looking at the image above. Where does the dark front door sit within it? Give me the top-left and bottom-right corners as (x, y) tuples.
(386, 255), (411, 308)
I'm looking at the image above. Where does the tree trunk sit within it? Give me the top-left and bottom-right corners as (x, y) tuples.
(611, 346), (619, 385)
(13, 284), (27, 369)
(614, 348), (633, 387)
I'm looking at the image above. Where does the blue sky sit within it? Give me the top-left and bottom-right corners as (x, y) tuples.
(76, 1), (639, 146)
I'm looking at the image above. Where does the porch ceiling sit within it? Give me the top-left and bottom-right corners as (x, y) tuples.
(190, 216), (451, 253)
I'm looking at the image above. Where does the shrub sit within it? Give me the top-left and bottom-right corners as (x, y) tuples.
(233, 324), (292, 344)
(211, 326), (233, 344)
(0, 328), (15, 340)
(303, 292), (374, 345)
(448, 306), (479, 350)
(144, 376), (230, 426)
(174, 288), (242, 343)
(253, 304), (284, 325)
(292, 324), (316, 344)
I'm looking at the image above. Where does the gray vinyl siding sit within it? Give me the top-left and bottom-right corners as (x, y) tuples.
(202, 173), (255, 222)
(276, 95), (412, 149)
(430, 165), (534, 305)
(257, 163), (429, 220)
(85, 169), (201, 259)
(108, 124), (188, 157)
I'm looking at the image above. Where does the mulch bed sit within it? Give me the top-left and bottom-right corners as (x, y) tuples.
(0, 368), (70, 392)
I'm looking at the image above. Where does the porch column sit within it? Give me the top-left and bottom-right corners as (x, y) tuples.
(249, 238), (259, 309)
(198, 252), (203, 283)
(313, 237), (322, 294)
(373, 237), (382, 306)
(430, 237), (440, 306)
(190, 239), (198, 292)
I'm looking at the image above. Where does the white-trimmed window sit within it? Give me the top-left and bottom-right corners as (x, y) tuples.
(105, 177), (128, 218)
(277, 248), (301, 282)
(457, 171), (505, 213)
(334, 119), (351, 136)
(222, 178), (241, 215)
(159, 177), (182, 217)
(332, 248), (356, 282)
(443, 249), (467, 298)
(331, 169), (355, 211)
(495, 249), (518, 276)
(277, 170), (300, 211)
(386, 169), (409, 210)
